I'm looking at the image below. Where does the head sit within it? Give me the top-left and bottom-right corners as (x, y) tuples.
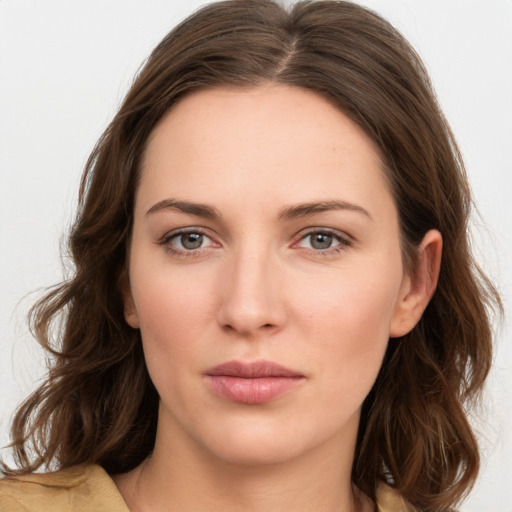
(10, 1), (499, 510)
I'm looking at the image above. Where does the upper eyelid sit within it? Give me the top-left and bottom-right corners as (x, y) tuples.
(160, 226), (212, 241)
(293, 226), (353, 242)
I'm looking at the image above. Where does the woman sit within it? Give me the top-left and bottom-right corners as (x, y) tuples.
(0, 1), (501, 511)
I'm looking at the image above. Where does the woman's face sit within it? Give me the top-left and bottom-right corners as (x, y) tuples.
(125, 84), (416, 466)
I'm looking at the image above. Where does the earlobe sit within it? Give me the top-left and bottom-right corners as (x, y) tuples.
(389, 229), (443, 338)
(119, 272), (140, 329)
(124, 295), (140, 329)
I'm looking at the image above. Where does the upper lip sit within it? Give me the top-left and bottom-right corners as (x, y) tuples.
(205, 360), (303, 378)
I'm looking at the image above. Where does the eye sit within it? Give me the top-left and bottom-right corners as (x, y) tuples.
(159, 228), (218, 255)
(304, 232), (337, 250)
(174, 232), (208, 250)
(295, 229), (351, 253)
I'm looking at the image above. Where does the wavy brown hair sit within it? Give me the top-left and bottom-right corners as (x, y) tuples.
(4, 1), (501, 511)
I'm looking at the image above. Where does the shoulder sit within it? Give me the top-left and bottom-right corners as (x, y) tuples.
(376, 482), (419, 512)
(0, 464), (129, 512)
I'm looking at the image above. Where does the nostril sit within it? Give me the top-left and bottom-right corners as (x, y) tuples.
(222, 322), (275, 334)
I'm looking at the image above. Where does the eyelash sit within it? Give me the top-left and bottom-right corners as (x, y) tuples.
(293, 228), (352, 257)
(157, 227), (216, 258)
(157, 227), (352, 258)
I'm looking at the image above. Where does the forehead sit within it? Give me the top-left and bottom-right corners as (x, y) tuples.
(137, 84), (393, 220)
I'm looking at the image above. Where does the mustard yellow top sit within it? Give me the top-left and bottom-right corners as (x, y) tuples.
(0, 464), (414, 511)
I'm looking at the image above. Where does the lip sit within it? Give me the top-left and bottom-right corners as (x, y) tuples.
(204, 360), (305, 404)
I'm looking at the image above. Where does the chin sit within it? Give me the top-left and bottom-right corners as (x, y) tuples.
(193, 410), (355, 468)
(206, 431), (306, 466)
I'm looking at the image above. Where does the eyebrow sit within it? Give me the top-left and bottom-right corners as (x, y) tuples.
(146, 199), (220, 219)
(146, 198), (371, 221)
(278, 200), (372, 221)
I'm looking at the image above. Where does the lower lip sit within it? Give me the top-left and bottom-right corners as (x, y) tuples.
(205, 376), (304, 404)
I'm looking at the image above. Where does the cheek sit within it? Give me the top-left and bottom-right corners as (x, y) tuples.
(299, 270), (400, 340)
(129, 268), (221, 423)
(294, 270), (401, 387)
(128, 259), (218, 373)
(135, 281), (211, 339)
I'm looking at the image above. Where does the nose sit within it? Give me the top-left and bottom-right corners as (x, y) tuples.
(216, 245), (287, 337)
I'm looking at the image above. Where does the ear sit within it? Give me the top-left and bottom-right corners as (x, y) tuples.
(119, 270), (140, 329)
(389, 229), (442, 338)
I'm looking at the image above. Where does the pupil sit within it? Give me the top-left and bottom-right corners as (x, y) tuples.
(181, 233), (203, 250)
(311, 233), (332, 250)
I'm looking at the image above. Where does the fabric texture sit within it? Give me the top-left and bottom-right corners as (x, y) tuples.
(0, 465), (129, 512)
(0, 464), (413, 511)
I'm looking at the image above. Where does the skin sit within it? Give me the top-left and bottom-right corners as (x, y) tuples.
(115, 84), (442, 512)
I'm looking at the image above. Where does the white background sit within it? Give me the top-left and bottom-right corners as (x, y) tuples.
(1, 1), (511, 510)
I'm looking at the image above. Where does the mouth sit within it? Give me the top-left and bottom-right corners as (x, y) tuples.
(204, 360), (305, 404)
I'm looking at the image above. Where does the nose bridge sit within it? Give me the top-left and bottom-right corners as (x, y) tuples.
(217, 239), (284, 335)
